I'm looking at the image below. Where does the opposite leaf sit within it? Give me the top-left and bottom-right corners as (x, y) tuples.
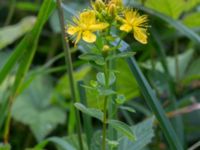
(108, 119), (136, 141)
(106, 52), (136, 61)
(74, 102), (103, 121)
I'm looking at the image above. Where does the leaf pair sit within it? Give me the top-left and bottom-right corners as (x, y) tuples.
(74, 103), (136, 141)
(79, 51), (135, 66)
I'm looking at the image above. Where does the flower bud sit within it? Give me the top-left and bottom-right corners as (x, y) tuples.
(108, 3), (117, 17)
(102, 45), (110, 56)
(111, 0), (123, 8)
(93, 0), (106, 11)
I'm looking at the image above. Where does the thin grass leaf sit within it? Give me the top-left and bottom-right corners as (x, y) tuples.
(117, 41), (183, 150)
(10, 0), (55, 95)
(2, 0), (56, 142)
(150, 29), (185, 144)
(77, 80), (93, 149)
(149, 28), (169, 75)
(0, 0), (55, 86)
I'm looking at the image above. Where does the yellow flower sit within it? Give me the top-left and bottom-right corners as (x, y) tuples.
(118, 10), (148, 44)
(67, 10), (109, 44)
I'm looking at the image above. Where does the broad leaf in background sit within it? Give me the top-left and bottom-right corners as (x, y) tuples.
(49, 137), (77, 150)
(183, 12), (200, 28)
(29, 136), (77, 150)
(53, 66), (91, 100)
(116, 59), (140, 100)
(182, 57), (200, 84)
(118, 118), (154, 150)
(147, 70), (171, 98)
(141, 49), (194, 79)
(145, 0), (185, 19)
(56, 135), (88, 150)
(185, 58), (200, 77)
(0, 143), (11, 150)
(12, 75), (66, 141)
(0, 16), (36, 50)
(144, 0), (200, 19)
(183, 0), (200, 11)
(49, 11), (61, 33)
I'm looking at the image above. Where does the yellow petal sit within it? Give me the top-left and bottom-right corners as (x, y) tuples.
(133, 15), (148, 27)
(119, 24), (132, 32)
(89, 23), (109, 31)
(116, 16), (127, 24)
(67, 26), (79, 35)
(82, 31), (96, 43)
(80, 10), (96, 25)
(133, 27), (147, 44)
(125, 10), (136, 23)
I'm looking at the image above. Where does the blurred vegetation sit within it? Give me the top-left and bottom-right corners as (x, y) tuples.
(0, 0), (200, 150)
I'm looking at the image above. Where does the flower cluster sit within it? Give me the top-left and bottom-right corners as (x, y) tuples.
(66, 0), (148, 45)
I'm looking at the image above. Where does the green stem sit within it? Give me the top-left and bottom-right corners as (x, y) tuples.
(102, 96), (108, 150)
(102, 61), (109, 150)
(3, 98), (12, 144)
(4, 0), (16, 26)
(174, 40), (179, 82)
(108, 50), (117, 145)
(56, 0), (83, 150)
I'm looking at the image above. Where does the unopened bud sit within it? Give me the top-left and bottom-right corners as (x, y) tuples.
(102, 45), (110, 56)
(93, 0), (106, 11)
(103, 45), (110, 51)
(108, 3), (117, 17)
(110, 0), (123, 8)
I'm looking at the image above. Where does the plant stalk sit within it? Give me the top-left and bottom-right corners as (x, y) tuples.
(174, 40), (179, 82)
(56, 0), (83, 150)
(108, 49), (117, 147)
(102, 60), (109, 150)
(4, 0), (16, 26)
(102, 96), (108, 150)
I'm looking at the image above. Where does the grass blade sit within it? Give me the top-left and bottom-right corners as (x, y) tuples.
(116, 40), (183, 149)
(77, 80), (93, 149)
(3, 0), (55, 143)
(126, 57), (183, 150)
(0, 0), (55, 85)
(56, 0), (84, 149)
